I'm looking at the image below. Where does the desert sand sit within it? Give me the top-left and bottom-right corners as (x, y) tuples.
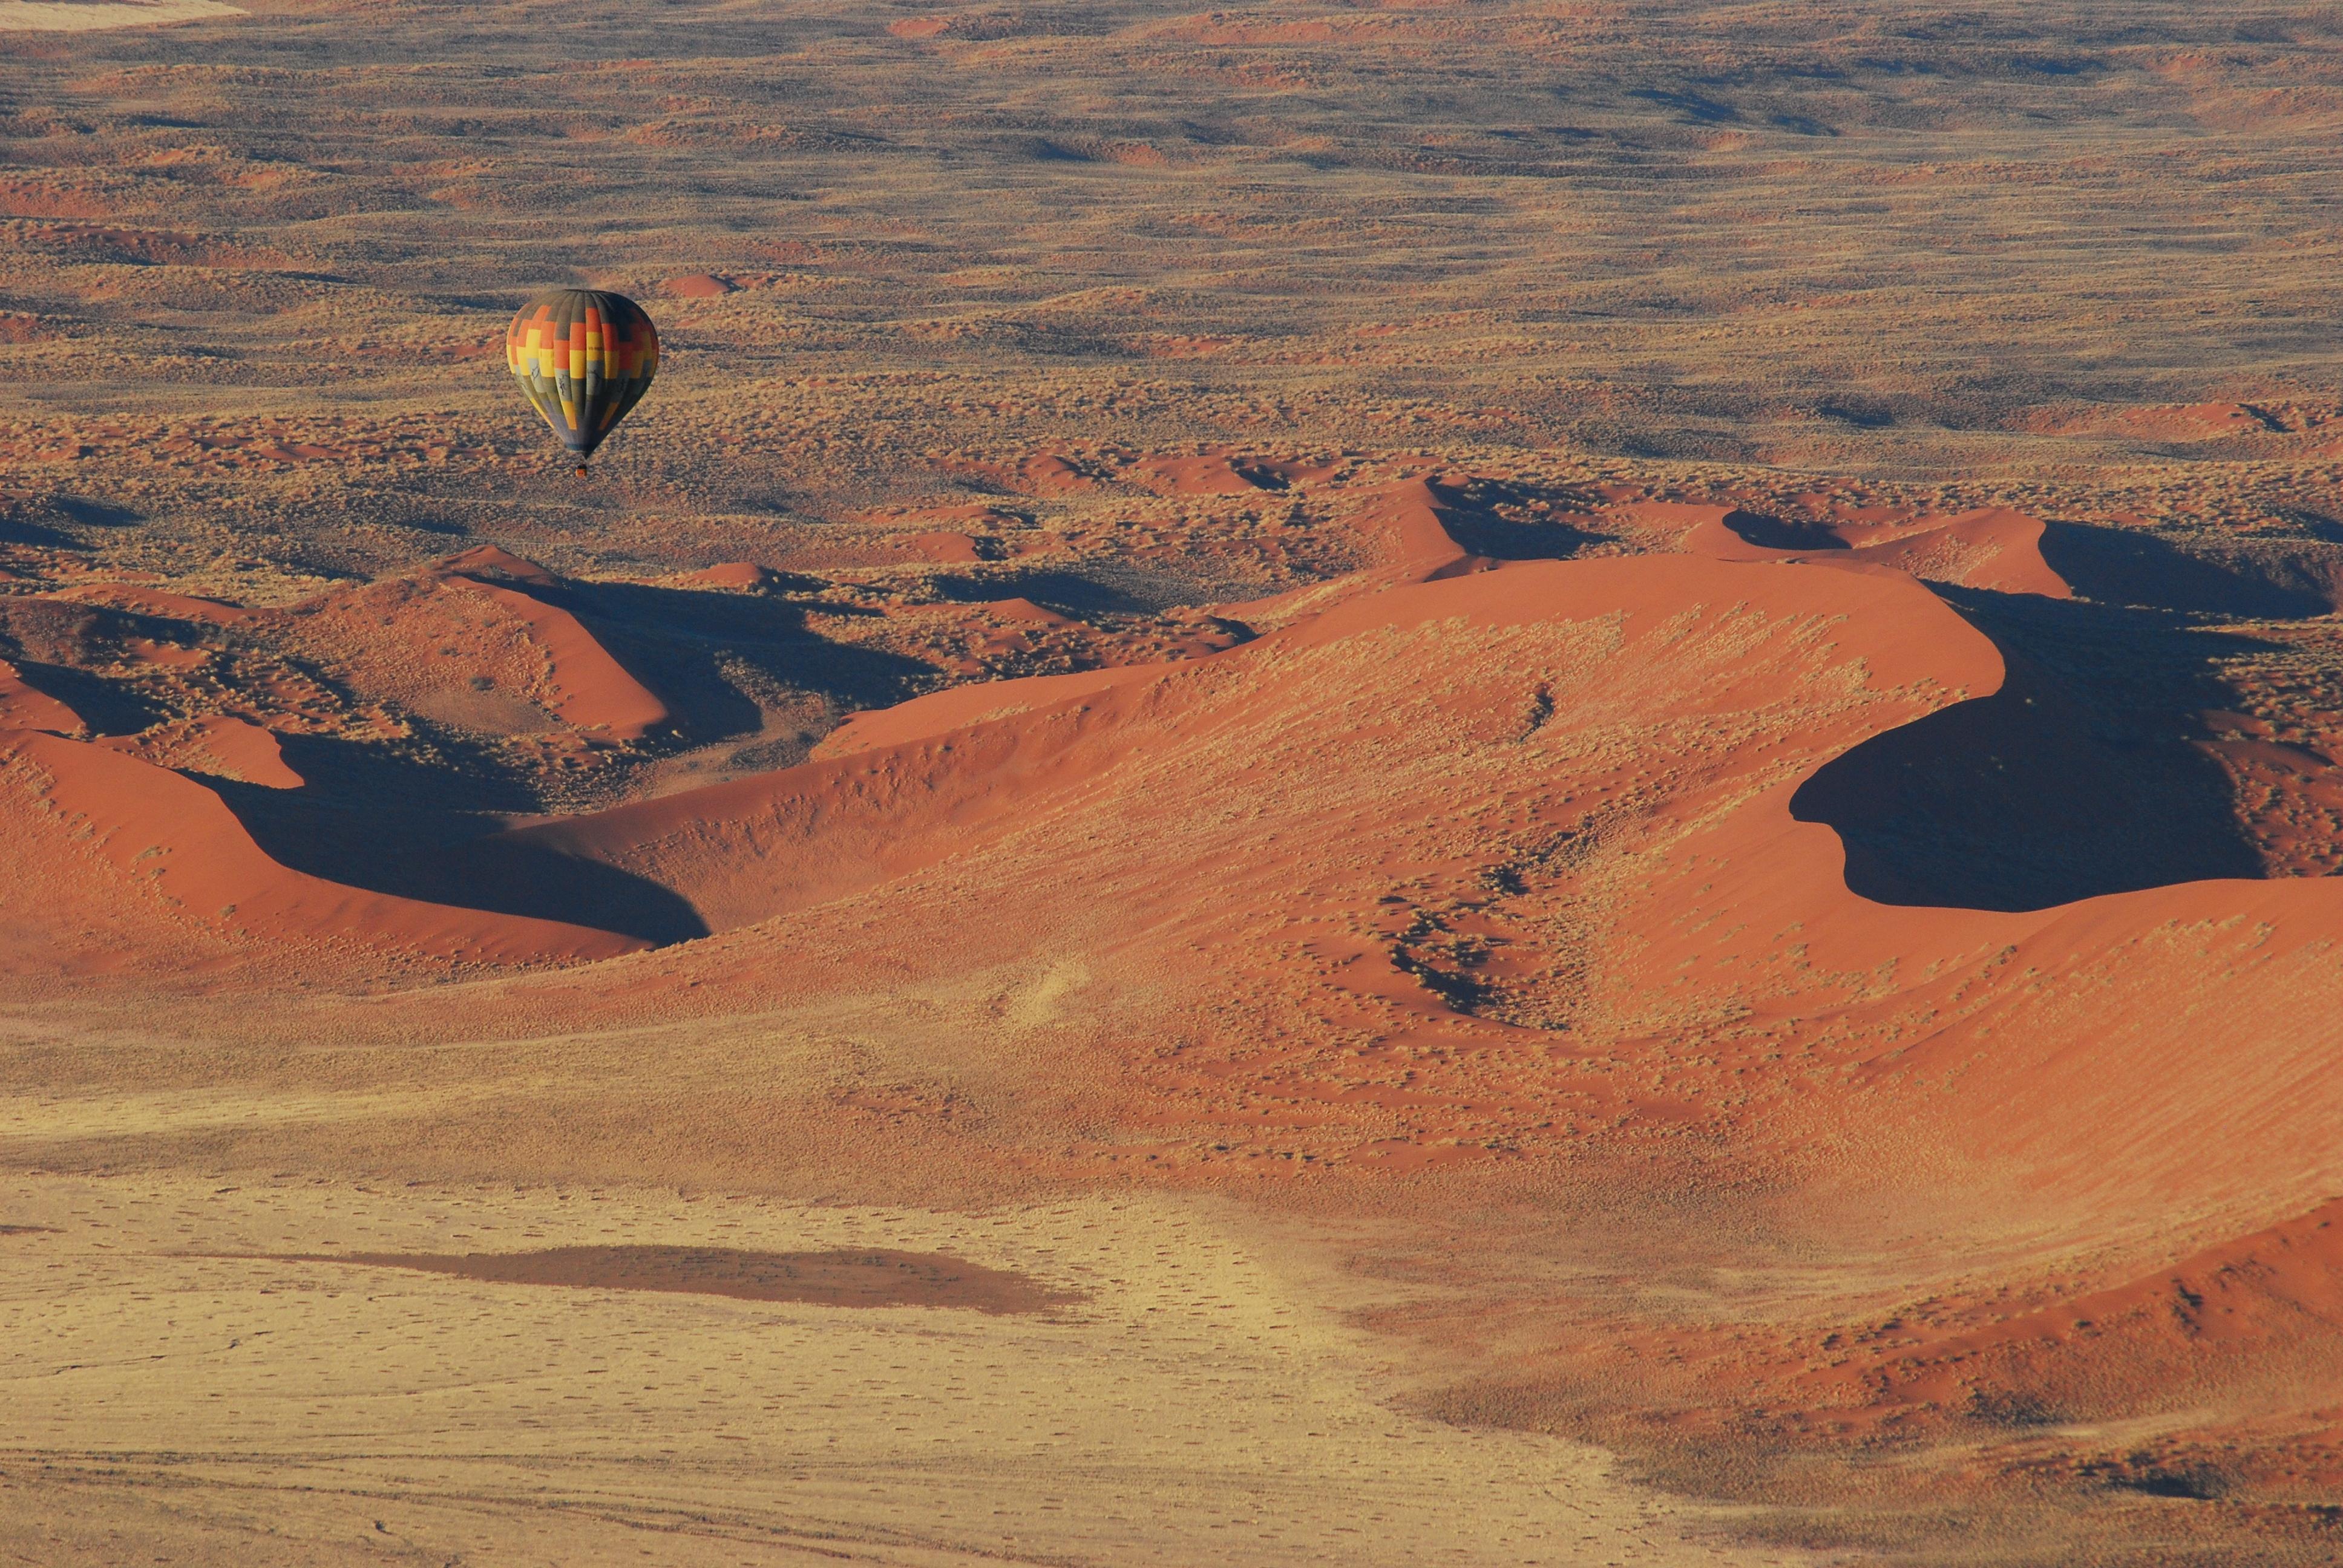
(8, 2), (2343, 1563)
(0, 1), (241, 31)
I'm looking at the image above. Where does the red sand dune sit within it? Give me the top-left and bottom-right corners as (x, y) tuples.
(393, 495), (2343, 1375)
(1674, 503), (2073, 598)
(1125, 451), (1283, 495)
(1861, 1198), (2343, 1428)
(488, 546), (1982, 987)
(431, 544), (559, 588)
(0, 657), (80, 734)
(50, 583), (252, 625)
(1569, 1193), (2343, 1464)
(440, 579), (668, 740)
(2035, 401), (2277, 443)
(18, 491), (2343, 1215)
(980, 596), (1073, 626)
(492, 662), (1139, 933)
(0, 730), (640, 974)
(678, 560), (781, 590)
(902, 529), (985, 563)
(430, 540), (2010, 1196)
(939, 451), (1104, 495)
(160, 482), (2307, 1212)
(1015, 453), (1102, 494)
(291, 546), (672, 742)
(1356, 475), (1491, 580)
(98, 714), (301, 788)
(18, 447), (2343, 1519)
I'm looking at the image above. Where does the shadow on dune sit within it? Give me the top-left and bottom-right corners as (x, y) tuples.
(47, 495), (143, 531)
(0, 601), (176, 734)
(1792, 590), (2268, 910)
(2038, 522), (2342, 618)
(528, 580), (939, 743)
(928, 562), (1286, 613)
(205, 573), (970, 945)
(6, 659), (166, 736)
(928, 568), (1162, 615)
(0, 513), (78, 550)
(190, 578), (946, 946)
(1717, 509), (1846, 552)
(213, 739), (709, 945)
(438, 836), (712, 944)
(1434, 482), (1616, 560)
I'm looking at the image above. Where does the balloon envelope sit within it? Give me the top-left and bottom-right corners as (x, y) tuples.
(505, 289), (659, 458)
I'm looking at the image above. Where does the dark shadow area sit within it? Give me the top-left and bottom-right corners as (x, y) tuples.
(48, 495), (142, 529)
(928, 566), (1196, 616)
(1720, 509), (1847, 551)
(267, 729), (539, 815)
(213, 745), (708, 946)
(1814, 397), (1891, 426)
(1628, 86), (1739, 123)
(8, 659), (163, 736)
(450, 837), (712, 944)
(1791, 590), (2267, 910)
(0, 511), (77, 549)
(150, 575), (952, 946)
(1433, 482), (1616, 561)
(2010, 54), (2105, 77)
(2114, 1468), (2230, 1502)
(521, 579), (938, 742)
(2039, 523), (2340, 618)
(2276, 508), (2343, 544)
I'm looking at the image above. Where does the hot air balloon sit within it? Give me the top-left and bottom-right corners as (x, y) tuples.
(505, 289), (658, 472)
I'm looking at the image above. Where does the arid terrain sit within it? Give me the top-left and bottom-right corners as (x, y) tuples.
(7, 1), (2343, 1563)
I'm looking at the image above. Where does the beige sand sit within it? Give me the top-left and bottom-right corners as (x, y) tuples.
(0, 1161), (1809, 1567)
(0, 0), (241, 30)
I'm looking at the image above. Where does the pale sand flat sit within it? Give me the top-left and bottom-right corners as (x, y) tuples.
(0, 1163), (1818, 1568)
(0, 0), (242, 30)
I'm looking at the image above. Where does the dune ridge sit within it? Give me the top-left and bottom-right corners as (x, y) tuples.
(0, 657), (79, 734)
(1678, 503), (2073, 599)
(0, 729), (641, 974)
